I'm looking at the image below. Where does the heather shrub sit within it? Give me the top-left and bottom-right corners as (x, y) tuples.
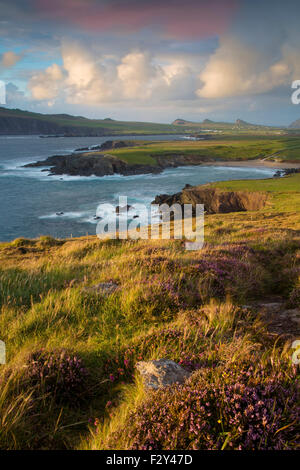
(186, 248), (265, 301)
(102, 327), (206, 385)
(26, 350), (89, 404)
(130, 275), (191, 319)
(120, 368), (299, 450)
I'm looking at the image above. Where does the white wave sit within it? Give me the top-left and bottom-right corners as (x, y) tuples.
(39, 211), (89, 220)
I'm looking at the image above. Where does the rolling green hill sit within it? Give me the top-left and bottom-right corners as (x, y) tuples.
(0, 107), (288, 136)
(0, 107), (178, 136)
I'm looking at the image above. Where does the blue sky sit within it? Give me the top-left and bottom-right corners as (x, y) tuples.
(0, 0), (300, 125)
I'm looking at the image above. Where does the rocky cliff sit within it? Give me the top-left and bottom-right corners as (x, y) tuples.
(153, 184), (268, 214)
(24, 140), (216, 176)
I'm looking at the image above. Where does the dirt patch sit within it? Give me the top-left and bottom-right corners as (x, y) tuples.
(243, 299), (300, 339)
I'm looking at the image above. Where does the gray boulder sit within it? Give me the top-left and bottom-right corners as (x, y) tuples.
(136, 359), (190, 389)
(82, 281), (118, 296)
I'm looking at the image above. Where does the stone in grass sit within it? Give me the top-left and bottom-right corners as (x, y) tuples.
(136, 359), (190, 389)
(82, 281), (118, 296)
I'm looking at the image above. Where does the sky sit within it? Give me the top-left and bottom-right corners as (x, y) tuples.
(1, 0), (300, 125)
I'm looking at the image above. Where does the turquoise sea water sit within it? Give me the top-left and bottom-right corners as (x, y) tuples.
(0, 135), (277, 241)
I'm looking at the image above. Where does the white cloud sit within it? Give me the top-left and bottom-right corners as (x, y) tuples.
(196, 37), (298, 99)
(27, 42), (200, 106)
(117, 51), (159, 99)
(29, 63), (64, 100)
(27, 37), (300, 109)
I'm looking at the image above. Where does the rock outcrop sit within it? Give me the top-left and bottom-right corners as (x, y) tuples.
(23, 140), (216, 177)
(82, 281), (119, 296)
(153, 184), (268, 214)
(136, 359), (190, 389)
(25, 153), (161, 177)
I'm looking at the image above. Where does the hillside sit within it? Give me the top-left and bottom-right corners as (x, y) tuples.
(0, 107), (178, 136)
(0, 174), (299, 450)
(172, 117), (278, 131)
(289, 118), (300, 129)
(0, 107), (286, 136)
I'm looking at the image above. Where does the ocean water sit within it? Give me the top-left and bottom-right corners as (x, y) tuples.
(0, 135), (277, 242)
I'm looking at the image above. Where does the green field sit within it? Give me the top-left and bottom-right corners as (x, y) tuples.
(95, 136), (300, 164)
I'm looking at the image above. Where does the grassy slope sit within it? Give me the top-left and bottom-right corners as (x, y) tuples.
(0, 175), (299, 450)
(0, 107), (177, 135)
(96, 136), (300, 164)
(213, 174), (300, 213)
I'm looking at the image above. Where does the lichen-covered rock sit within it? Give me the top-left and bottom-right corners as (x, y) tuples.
(82, 281), (118, 296)
(136, 359), (190, 389)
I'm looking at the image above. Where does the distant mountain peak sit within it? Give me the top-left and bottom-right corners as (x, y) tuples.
(172, 118), (191, 125)
(289, 118), (300, 129)
(235, 118), (250, 126)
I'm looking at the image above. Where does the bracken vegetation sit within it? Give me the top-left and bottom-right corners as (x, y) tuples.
(0, 175), (299, 450)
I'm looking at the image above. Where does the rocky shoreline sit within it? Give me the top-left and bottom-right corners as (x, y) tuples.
(23, 139), (300, 178)
(23, 140), (216, 177)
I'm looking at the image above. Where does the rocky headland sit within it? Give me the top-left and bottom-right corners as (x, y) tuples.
(153, 184), (268, 214)
(23, 140), (216, 177)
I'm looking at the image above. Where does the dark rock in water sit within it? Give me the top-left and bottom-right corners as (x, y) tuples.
(136, 359), (190, 389)
(75, 147), (89, 151)
(274, 168), (300, 178)
(93, 215), (102, 220)
(24, 153), (162, 177)
(282, 168), (300, 175)
(153, 184), (268, 214)
(56, 212), (64, 216)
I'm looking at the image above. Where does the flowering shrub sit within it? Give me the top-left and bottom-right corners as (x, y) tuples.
(138, 275), (188, 315)
(187, 255), (262, 299)
(26, 350), (89, 404)
(124, 369), (299, 450)
(103, 328), (190, 384)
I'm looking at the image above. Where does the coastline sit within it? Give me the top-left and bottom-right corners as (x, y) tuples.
(202, 159), (300, 169)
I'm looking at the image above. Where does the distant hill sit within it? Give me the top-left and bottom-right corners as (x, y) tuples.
(172, 117), (276, 131)
(289, 118), (300, 129)
(172, 119), (193, 125)
(0, 107), (177, 136)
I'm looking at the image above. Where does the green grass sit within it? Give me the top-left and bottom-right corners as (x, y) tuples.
(212, 174), (300, 213)
(0, 175), (299, 450)
(96, 137), (300, 163)
(214, 173), (300, 192)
